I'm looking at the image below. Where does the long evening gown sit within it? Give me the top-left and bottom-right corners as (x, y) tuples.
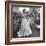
(17, 17), (32, 37)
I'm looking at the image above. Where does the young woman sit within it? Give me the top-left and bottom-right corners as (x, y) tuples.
(17, 9), (34, 37)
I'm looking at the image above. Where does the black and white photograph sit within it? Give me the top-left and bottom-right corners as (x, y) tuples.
(11, 5), (40, 38)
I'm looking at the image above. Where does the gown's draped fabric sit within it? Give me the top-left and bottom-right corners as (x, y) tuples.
(17, 16), (32, 37)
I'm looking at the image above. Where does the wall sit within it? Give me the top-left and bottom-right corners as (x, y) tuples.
(0, 0), (46, 46)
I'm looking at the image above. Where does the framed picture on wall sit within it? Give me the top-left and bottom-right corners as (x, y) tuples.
(5, 1), (45, 45)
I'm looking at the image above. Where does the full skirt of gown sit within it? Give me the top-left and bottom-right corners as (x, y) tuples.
(17, 18), (32, 37)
